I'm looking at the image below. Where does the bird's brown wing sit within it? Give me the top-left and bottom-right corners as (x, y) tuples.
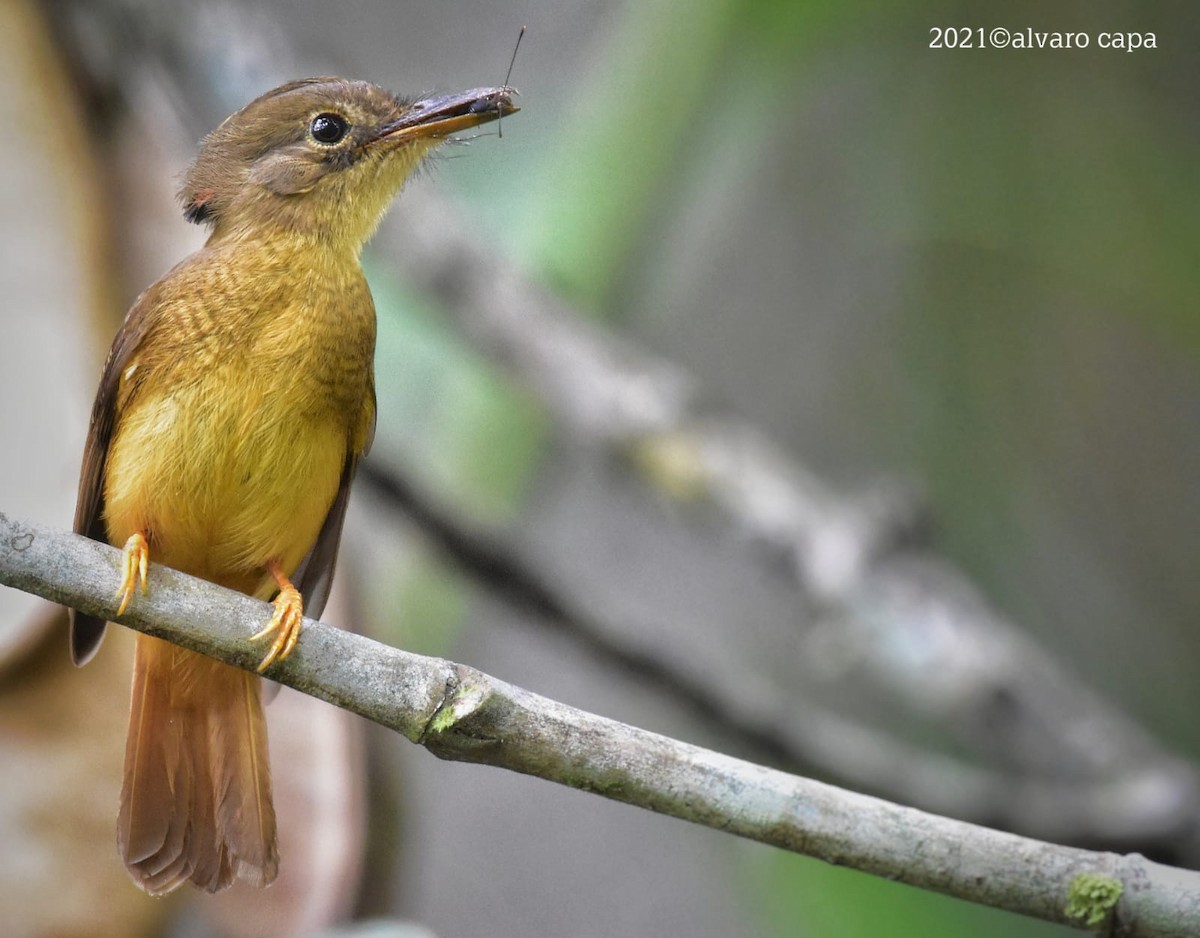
(291, 453), (357, 622)
(70, 288), (160, 665)
(291, 383), (375, 622)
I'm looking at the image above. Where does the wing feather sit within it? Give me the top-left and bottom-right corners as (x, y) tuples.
(69, 288), (160, 665)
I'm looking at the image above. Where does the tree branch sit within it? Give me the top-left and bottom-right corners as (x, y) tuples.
(2, 510), (1197, 936)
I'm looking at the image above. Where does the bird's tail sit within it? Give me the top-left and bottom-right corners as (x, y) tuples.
(118, 633), (278, 894)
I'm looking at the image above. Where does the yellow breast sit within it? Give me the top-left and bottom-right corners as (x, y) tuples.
(101, 241), (375, 597)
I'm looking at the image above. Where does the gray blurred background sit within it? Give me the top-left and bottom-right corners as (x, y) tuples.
(1, 0), (1197, 936)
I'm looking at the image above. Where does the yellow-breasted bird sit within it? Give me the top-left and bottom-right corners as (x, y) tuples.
(69, 77), (517, 895)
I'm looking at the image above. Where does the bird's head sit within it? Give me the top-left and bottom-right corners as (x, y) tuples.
(179, 77), (517, 250)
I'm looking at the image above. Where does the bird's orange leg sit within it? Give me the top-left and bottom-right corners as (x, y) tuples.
(251, 560), (304, 672)
(115, 532), (150, 615)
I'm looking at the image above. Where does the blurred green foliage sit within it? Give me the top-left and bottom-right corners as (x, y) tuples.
(369, 269), (547, 522)
(751, 849), (1074, 937)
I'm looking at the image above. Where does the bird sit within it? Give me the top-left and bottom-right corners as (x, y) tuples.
(68, 76), (518, 895)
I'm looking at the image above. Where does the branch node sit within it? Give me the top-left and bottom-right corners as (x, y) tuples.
(420, 667), (493, 745)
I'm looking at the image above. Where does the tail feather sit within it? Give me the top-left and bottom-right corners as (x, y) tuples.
(212, 678), (278, 887)
(119, 633), (279, 895)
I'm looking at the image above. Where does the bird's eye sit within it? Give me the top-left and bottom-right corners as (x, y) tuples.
(309, 113), (349, 145)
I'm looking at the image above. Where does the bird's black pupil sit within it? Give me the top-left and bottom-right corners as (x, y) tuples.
(310, 113), (348, 144)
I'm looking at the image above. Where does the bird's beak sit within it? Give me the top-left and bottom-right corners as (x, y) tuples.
(374, 86), (519, 145)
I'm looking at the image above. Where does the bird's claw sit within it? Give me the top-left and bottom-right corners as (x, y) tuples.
(252, 585), (303, 672)
(115, 532), (150, 615)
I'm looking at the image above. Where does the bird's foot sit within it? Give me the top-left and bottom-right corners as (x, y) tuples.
(115, 532), (150, 615)
(252, 561), (303, 672)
